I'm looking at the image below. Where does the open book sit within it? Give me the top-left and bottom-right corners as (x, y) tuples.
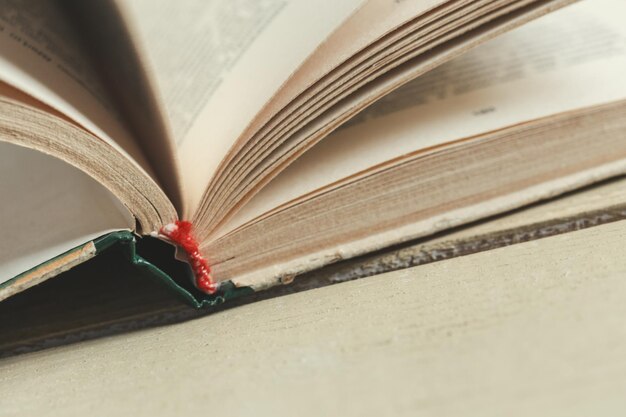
(1, 0), (625, 306)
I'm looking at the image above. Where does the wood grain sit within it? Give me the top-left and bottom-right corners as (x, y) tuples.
(2, 219), (626, 416)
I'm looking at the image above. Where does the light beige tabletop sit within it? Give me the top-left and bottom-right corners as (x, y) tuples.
(2, 220), (626, 416)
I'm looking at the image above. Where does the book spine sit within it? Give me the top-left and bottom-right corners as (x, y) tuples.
(158, 221), (218, 294)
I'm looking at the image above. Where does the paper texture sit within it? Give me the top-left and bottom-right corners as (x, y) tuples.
(121, 0), (364, 213)
(226, 0), (626, 234)
(0, 0), (152, 175)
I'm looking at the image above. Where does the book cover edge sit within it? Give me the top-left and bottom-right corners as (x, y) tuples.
(0, 231), (254, 308)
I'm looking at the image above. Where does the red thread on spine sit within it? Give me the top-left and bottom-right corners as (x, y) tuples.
(159, 220), (218, 294)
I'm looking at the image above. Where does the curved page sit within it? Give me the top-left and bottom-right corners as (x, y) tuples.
(119, 0), (365, 214)
(224, 0), (626, 234)
(0, 141), (134, 287)
(0, 1), (152, 177)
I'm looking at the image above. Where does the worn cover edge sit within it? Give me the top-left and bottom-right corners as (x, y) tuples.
(0, 231), (253, 308)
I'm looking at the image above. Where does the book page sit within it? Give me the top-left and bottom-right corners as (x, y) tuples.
(0, 0), (153, 177)
(223, 0), (626, 234)
(0, 141), (134, 286)
(120, 0), (365, 215)
(190, 0), (576, 235)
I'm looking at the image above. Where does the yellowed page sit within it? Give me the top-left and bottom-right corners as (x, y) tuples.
(0, 0), (153, 176)
(241, 0), (456, 145)
(120, 0), (365, 216)
(192, 0), (577, 236)
(0, 141), (133, 286)
(224, 0), (626, 234)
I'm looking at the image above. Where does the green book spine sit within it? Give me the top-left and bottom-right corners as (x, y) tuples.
(0, 231), (254, 308)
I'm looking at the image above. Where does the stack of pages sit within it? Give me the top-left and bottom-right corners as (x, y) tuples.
(0, 0), (625, 304)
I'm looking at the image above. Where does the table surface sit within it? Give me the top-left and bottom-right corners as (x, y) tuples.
(3, 215), (626, 416)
